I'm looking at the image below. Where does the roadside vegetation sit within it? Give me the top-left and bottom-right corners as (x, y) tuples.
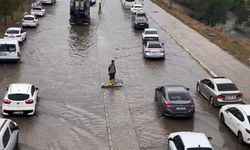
(152, 0), (250, 66)
(0, 0), (32, 36)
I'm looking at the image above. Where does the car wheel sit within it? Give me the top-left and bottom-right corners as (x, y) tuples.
(220, 114), (225, 124)
(238, 132), (244, 144)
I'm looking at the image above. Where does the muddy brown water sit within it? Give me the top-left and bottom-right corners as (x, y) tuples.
(0, 0), (249, 149)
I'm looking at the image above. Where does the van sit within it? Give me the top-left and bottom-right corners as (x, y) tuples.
(0, 39), (20, 62)
(0, 119), (19, 150)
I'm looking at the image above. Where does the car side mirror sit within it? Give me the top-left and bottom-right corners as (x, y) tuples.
(161, 43), (164, 46)
(10, 125), (19, 131)
(207, 136), (213, 141)
(36, 87), (39, 91)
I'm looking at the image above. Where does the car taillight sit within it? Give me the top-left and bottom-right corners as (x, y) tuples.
(25, 99), (34, 104)
(3, 99), (11, 104)
(165, 103), (172, 109)
(217, 95), (225, 99)
(236, 93), (243, 99)
(246, 129), (250, 134)
(191, 102), (195, 109)
(16, 35), (21, 37)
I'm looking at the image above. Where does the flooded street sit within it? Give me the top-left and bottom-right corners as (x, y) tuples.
(0, 0), (249, 149)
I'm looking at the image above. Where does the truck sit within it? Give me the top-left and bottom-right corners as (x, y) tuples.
(70, 0), (90, 25)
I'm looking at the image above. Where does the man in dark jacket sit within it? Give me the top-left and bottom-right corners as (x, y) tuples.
(108, 60), (116, 85)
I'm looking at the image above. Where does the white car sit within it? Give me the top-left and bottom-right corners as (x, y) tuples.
(31, 6), (46, 16)
(2, 83), (39, 116)
(0, 39), (20, 62)
(4, 27), (26, 43)
(42, 0), (56, 4)
(142, 28), (159, 43)
(22, 15), (39, 27)
(122, 0), (136, 9)
(168, 132), (214, 150)
(143, 41), (165, 59)
(220, 104), (250, 144)
(0, 119), (19, 150)
(130, 4), (143, 14)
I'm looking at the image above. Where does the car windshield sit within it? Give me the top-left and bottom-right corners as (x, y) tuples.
(135, 6), (142, 8)
(137, 13), (146, 17)
(168, 92), (190, 101)
(32, 7), (42, 10)
(0, 44), (16, 52)
(24, 17), (34, 20)
(145, 30), (157, 34)
(144, 37), (159, 41)
(126, 0), (135, 2)
(187, 148), (213, 150)
(6, 30), (19, 34)
(217, 83), (238, 91)
(148, 43), (162, 48)
(8, 94), (29, 101)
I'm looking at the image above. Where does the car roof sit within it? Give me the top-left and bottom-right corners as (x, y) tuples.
(147, 41), (161, 44)
(210, 77), (233, 84)
(164, 85), (187, 93)
(171, 132), (212, 148)
(9, 83), (32, 94)
(7, 27), (21, 31)
(144, 28), (157, 32)
(0, 39), (19, 44)
(24, 15), (35, 17)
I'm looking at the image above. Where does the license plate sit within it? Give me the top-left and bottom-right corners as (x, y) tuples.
(10, 36), (15, 38)
(176, 107), (186, 110)
(226, 96), (236, 99)
(13, 111), (23, 115)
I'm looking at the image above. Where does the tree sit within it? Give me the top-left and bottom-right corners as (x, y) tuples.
(0, 0), (13, 26)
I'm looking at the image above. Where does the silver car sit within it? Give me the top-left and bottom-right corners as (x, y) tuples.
(143, 41), (165, 59)
(196, 77), (245, 107)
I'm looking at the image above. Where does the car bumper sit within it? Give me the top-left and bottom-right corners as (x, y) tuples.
(2, 106), (35, 115)
(135, 23), (149, 29)
(22, 23), (37, 27)
(163, 109), (195, 117)
(216, 99), (245, 106)
(4, 37), (22, 42)
(31, 12), (45, 16)
(0, 57), (20, 62)
(144, 52), (165, 58)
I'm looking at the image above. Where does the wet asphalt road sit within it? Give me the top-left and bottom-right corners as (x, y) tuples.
(0, 0), (249, 149)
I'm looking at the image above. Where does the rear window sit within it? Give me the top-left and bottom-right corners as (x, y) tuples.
(6, 30), (19, 34)
(24, 17), (34, 20)
(137, 13), (146, 17)
(168, 92), (190, 101)
(187, 148), (212, 150)
(145, 31), (157, 34)
(32, 7), (42, 10)
(135, 6), (142, 8)
(0, 44), (16, 52)
(8, 94), (29, 101)
(144, 37), (159, 41)
(148, 43), (162, 48)
(217, 83), (238, 91)
(126, 0), (135, 2)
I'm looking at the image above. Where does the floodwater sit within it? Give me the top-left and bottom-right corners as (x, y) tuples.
(0, 0), (249, 149)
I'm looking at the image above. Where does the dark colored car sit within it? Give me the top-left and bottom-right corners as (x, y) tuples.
(154, 85), (195, 117)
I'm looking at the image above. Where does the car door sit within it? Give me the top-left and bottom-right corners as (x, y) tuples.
(199, 79), (209, 98)
(8, 122), (18, 150)
(2, 127), (14, 150)
(225, 107), (238, 133)
(168, 135), (185, 150)
(158, 87), (166, 109)
(21, 29), (26, 41)
(230, 109), (245, 134)
(31, 85), (38, 104)
(205, 80), (216, 99)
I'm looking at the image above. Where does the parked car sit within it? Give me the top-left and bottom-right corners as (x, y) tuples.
(2, 83), (39, 116)
(41, 0), (56, 4)
(143, 41), (165, 59)
(31, 6), (46, 16)
(154, 85), (195, 117)
(0, 118), (19, 150)
(168, 132), (213, 150)
(22, 15), (39, 27)
(142, 28), (159, 44)
(132, 10), (148, 30)
(130, 3), (143, 14)
(220, 104), (250, 144)
(0, 39), (20, 62)
(196, 77), (245, 107)
(122, 0), (136, 9)
(4, 27), (26, 43)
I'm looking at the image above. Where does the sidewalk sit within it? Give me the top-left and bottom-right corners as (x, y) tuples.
(144, 0), (250, 101)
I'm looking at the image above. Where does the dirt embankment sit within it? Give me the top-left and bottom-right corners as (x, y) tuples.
(0, 0), (32, 37)
(151, 0), (250, 67)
